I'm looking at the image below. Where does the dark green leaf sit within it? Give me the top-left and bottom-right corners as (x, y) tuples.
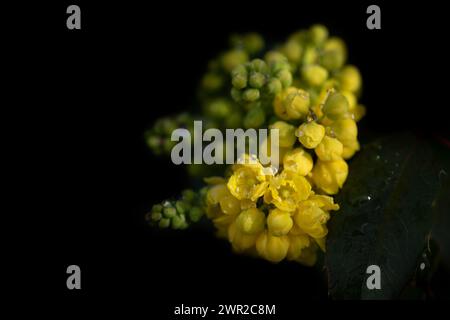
(326, 133), (442, 299)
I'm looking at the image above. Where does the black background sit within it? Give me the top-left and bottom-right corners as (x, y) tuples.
(13, 0), (449, 316)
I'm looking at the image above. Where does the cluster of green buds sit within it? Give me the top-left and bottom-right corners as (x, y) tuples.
(229, 53), (294, 128)
(231, 54), (292, 105)
(145, 113), (219, 157)
(145, 113), (193, 156)
(146, 189), (206, 230)
(200, 33), (264, 96)
(229, 32), (265, 56)
(201, 98), (243, 129)
(280, 24), (344, 73)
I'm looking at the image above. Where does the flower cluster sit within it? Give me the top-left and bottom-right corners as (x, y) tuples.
(200, 25), (365, 264)
(147, 25), (366, 266)
(204, 149), (342, 265)
(146, 189), (206, 229)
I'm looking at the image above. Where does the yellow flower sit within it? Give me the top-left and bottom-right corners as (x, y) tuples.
(227, 157), (269, 201)
(302, 64), (328, 87)
(228, 221), (258, 252)
(330, 118), (359, 159)
(235, 208), (266, 235)
(269, 121), (296, 148)
(273, 87), (310, 120)
(296, 121), (325, 149)
(294, 201), (331, 239)
(287, 233), (310, 260)
(283, 148), (313, 176)
(337, 65), (361, 93)
(307, 194), (340, 211)
(312, 159), (348, 195)
(206, 182), (257, 237)
(219, 194), (242, 215)
(264, 170), (312, 212)
(315, 135), (343, 161)
(267, 208), (293, 236)
(256, 230), (290, 263)
(206, 184), (230, 218)
(342, 139), (360, 159)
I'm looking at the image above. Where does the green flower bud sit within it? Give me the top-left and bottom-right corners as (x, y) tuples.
(282, 40), (303, 63)
(158, 218), (171, 228)
(231, 64), (248, 76)
(242, 88), (260, 102)
(270, 121), (296, 148)
(309, 24), (328, 45)
(175, 200), (188, 215)
(320, 37), (346, 70)
(231, 65), (248, 88)
(171, 214), (186, 229)
(151, 211), (162, 222)
(276, 69), (293, 88)
(201, 72), (223, 91)
(302, 65), (328, 87)
(205, 99), (232, 119)
(154, 118), (176, 135)
(320, 50), (344, 71)
(230, 33), (264, 55)
(302, 46), (318, 65)
(266, 78), (282, 95)
(146, 135), (161, 151)
(152, 204), (163, 213)
(323, 92), (349, 120)
(182, 189), (195, 203)
(251, 59), (268, 73)
(189, 206), (203, 222)
(244, 106), (266, 129)
(163, 207), (177, 218)
(265, 51), (287, 67)
(243, 33), (264, 54)
(249, 72), (266, 88)
(221, 49), (248, 72)
(232, 73), (247, 89)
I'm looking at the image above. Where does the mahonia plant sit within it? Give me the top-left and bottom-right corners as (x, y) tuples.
(146, 25), (366, 266)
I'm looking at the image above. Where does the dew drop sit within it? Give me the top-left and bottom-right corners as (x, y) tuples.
(349, 195), (372, 207)
(420, 262), (425, 270)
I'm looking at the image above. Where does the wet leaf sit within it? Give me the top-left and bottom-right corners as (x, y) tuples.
(326, 133), (442, 299)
